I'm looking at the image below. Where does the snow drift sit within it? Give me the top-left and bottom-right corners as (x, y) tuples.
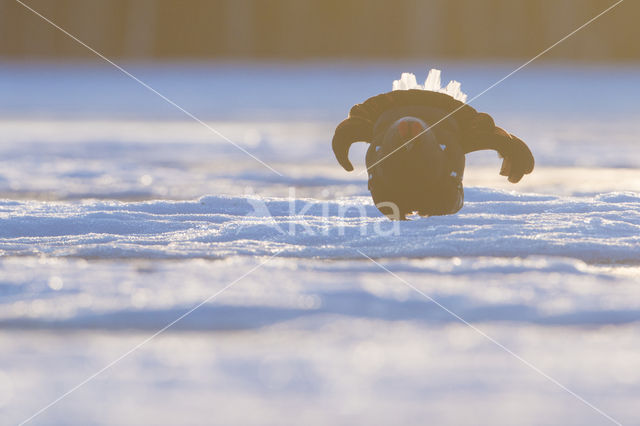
(1, 189), (639, 262)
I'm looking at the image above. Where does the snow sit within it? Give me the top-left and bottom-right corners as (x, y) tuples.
(1, 190), (639, 262)
(3, 255), (640, 329)
(2, 61), (640, 425)
(392, 68), (468, 102)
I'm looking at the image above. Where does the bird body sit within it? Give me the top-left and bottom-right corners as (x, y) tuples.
(332, 90), (534, 220)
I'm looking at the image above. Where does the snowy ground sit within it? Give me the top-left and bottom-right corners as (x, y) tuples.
(1, 62), (640, 425)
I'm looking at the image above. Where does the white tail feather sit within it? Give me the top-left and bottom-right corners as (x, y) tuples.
(392, 68), (467, 103)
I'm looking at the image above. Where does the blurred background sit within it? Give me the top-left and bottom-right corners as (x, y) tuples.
(1, 0), (639, 199)
(1, 0), (637, 61)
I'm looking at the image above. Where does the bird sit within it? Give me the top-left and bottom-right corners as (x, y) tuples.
(332, 89), (534, 220)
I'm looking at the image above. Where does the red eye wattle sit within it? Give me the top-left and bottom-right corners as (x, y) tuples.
(397, 119), (425, 139)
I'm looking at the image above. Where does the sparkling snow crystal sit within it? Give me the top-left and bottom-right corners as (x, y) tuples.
(392, 68), (468, 103)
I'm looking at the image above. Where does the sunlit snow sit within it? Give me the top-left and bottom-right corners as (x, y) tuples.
(2, 62), (640, 425)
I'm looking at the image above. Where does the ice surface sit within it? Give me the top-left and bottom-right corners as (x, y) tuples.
(393, 68), (468, 102)
(2, 254), (640, 424)
(3, 256), (640, 328)
(3, 322), (639, 426)
(2, 62), (640, 425)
